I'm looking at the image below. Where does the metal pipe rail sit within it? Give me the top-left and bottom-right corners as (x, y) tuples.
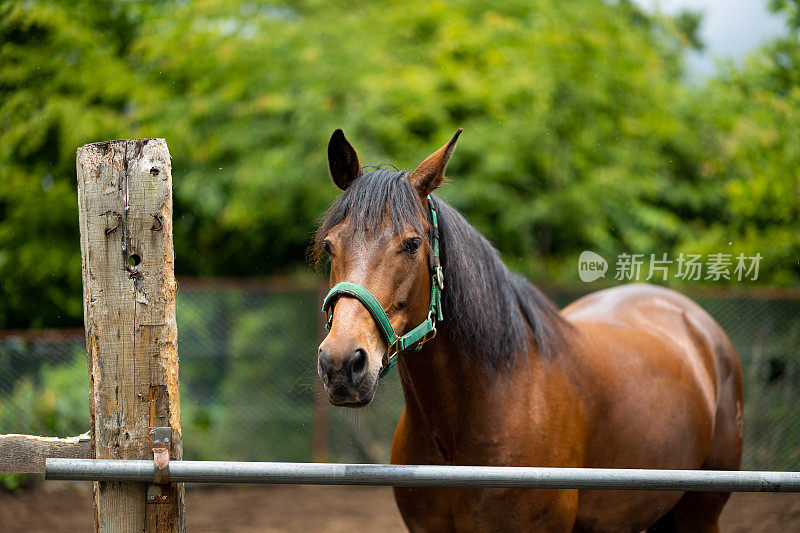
(46, 459), (800, 492)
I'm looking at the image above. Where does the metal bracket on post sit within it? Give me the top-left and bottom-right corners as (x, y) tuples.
(147, 427), (172, 504)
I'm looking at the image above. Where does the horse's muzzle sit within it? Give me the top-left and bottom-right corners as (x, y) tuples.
(318, 345), (377, 407)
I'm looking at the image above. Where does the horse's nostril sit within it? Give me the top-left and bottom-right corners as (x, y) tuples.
(318, 349), (334, 383)
(352, 348), (367, 376)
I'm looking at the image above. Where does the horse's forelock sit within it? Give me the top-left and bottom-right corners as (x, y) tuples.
(313, 169), (427, 264)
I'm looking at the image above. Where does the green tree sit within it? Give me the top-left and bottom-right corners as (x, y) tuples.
(676, 1), (800, 284)
(0, 1), (145, 327)
(2, 0), (798, 329)
(132, 0), (709, 283)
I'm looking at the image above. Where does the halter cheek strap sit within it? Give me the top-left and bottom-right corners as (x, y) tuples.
(321, 196), (444, 378)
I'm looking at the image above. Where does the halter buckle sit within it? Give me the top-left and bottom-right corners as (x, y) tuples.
(435, 266), (444, 290)
(384, 339), (400, 367)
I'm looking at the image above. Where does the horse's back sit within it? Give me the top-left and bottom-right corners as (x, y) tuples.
(564, 283), (741, 413)
(561, 284), (743, 531)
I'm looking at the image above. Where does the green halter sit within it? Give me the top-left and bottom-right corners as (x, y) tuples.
(322, 196), (444, 378)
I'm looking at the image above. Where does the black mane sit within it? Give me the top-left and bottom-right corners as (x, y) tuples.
(314, 169), (570, 370)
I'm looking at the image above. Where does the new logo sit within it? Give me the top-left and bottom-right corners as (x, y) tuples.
(578, 251), (608, 282)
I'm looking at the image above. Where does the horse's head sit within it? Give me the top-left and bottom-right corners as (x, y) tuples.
(315, 129), (461, 407)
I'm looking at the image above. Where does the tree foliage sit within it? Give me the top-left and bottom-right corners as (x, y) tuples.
(1, 0), (798, 328)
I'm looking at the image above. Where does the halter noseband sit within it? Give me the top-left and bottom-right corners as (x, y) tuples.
(321, 195), (444, 378)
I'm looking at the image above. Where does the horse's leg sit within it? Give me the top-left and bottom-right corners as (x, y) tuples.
(646, 493), (728, 533)
(646, 509), (677, 533)
(656, 437), (737, 532)
(649, 336), (742, 533)
(647, 491), (729, 533)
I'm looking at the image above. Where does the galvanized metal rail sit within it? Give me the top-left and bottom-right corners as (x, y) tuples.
(46, 459), (800, 492)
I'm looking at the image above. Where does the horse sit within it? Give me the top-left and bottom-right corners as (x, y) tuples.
(314, 129), (744, 532)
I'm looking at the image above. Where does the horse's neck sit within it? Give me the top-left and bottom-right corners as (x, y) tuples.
(397, 340), (473, 437)
(396, 335), (535, 449)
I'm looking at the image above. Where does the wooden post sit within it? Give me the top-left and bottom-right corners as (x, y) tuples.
(76, 139), (185, 532)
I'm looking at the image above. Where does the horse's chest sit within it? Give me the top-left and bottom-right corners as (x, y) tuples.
(391, 437), (577, 531)
(393, 485), (578, 532)
(393, 486), (498, 531)
(391, 437), (508, 529)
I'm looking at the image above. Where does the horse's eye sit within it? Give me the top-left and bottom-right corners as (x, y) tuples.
(402, 237), (422, 254)
(323, 241), (333, 256)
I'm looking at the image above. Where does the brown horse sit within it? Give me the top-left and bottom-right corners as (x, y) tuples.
(315, 129), (744, 532)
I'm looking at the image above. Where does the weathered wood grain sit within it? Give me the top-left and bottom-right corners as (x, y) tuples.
(0, 433), (91, 473)
(76, 139), (184, 532)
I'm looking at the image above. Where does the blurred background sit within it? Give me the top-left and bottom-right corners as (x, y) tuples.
(2, 0), (800, 492)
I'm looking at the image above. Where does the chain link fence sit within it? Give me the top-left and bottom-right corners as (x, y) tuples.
(1, 281), (798, 470)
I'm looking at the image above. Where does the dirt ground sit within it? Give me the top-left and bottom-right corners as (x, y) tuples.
(1, 481), (799, 532)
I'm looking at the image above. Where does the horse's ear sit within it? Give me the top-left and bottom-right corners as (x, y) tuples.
(409, 128), (462, 196)
(327, 129), (363, 190)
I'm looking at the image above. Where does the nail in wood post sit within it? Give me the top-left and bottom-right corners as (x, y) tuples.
(76, 139), (185, 532)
